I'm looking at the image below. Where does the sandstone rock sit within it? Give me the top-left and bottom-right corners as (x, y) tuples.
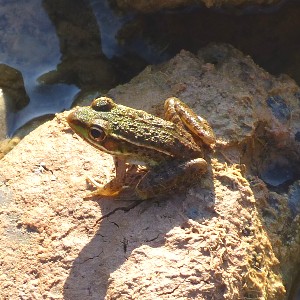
(0, 44), (299, 299)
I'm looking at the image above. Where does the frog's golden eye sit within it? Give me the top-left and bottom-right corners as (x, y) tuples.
(89, 125), (106, 141)
(91, 97), (115, 112)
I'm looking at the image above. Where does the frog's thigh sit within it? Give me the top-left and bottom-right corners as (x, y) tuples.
(164, 97), (216, 146)
(136, 158), (207, 199)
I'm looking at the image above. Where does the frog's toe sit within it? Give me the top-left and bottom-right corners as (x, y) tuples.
(86, 175), (103, 188)
(86, 186), (142, 201)
(86, 176), (123, 197)
(89, 187), (121, 197)
(85, 185), (124, 198)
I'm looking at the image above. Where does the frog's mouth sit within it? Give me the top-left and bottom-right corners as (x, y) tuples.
(67, 109), (113, 154)
(67, 110), (90, 140)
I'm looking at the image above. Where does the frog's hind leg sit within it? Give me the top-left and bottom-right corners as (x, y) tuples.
(164, 97), (216, 147)
(135, 158), (208, 200)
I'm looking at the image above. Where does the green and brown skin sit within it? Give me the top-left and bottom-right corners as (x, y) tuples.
(67, 96), (215, 200)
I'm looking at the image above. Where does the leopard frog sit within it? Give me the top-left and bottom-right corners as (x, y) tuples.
(67, 97), (215, 200)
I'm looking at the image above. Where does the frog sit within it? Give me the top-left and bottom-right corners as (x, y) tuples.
(67, 96), (215, 200)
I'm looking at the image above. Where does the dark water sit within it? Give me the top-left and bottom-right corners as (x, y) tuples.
(2, 0), (300, 135)
(0, 0), (130, 134)
(1, 0), (300, 297)
(0, 0), (77, 134)
(1, 0), (300, 134)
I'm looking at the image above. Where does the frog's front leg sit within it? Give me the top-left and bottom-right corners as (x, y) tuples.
(88, 157), (127, 197)
(135, 158), (208, 200)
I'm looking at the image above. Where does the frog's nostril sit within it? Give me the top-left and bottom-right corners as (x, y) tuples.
(67, 111), (74, 123)
(67, 111), (80, 128)
(67, 111), (85, 129)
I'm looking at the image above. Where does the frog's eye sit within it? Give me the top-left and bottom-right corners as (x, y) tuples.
(89, 125), (106, 141)
(91, 97), (115, 112)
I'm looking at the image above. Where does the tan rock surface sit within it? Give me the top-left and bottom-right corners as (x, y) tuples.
(1, 44), (299, 299)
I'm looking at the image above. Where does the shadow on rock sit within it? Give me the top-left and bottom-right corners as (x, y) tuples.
(63, 183), (216, 299)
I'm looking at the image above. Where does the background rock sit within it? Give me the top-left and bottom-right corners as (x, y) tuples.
(0, 65), (31, 156)
(110, 0), (282, 12)
(0, 64), (29, 112)
(0, 88), (7, 141)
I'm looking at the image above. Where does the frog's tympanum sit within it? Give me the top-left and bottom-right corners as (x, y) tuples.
(67, 97), (215, 200)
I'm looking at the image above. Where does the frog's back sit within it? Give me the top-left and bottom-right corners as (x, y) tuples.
(107, 107), (203, 160)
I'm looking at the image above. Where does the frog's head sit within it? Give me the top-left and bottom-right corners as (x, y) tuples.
(67, 97), (122, 154)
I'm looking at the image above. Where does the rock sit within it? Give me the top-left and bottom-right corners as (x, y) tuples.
(0, 44), (299, 299)
(110, 0), (281, 12)
(0, 88), (7, 141)
(0, 114), (55, 160)
(0, 137), (21, 160)
(0, 65), (30, 143)
(0, 64), (30, 112)
(0, 65), (31, 155)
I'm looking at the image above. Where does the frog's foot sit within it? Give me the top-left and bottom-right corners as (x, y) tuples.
(86, 176), (124, 197)
(86, 175), (146, 200)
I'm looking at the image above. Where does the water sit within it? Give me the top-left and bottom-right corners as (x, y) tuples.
(0, 0), (127, 135)
(2, 0), (300, 135)
(0, 0), (79, 134)
(90, 0), (133, 59)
